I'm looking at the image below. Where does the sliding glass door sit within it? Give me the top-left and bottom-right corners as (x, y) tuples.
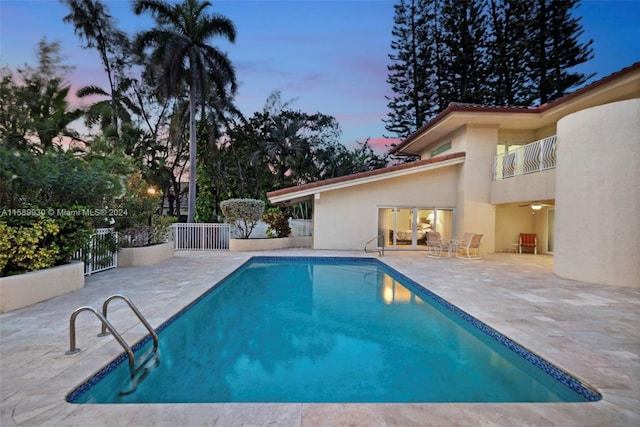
(378, 207), (456, 250)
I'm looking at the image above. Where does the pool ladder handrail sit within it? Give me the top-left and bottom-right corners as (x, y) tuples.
(66, 294), (159, 380)
(364, 233), (385, 256)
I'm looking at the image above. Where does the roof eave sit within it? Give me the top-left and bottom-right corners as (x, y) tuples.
(268, 153), (466, 205)
(391, 61), (640, 156)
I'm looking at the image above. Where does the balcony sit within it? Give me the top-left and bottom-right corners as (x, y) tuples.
(493, 136), (557, 181)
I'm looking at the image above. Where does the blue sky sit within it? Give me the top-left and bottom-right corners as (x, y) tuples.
(1, 0), (639, 151)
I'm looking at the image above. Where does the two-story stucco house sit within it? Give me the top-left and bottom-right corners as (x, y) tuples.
(267, 62), (640, 289)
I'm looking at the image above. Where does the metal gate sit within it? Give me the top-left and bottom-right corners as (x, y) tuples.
(73, 228), (118, 275)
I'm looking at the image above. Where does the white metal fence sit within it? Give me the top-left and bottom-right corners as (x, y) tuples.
(73, 228), (118, 275)
(493, 135), (557, 180)
(172, 219), (312, 251)
(173, 223), (231, 250)
(290, 219), (312, 236)
(70, 221), (311, 271)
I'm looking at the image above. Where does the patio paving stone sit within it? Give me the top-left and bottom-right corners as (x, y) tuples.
(1, 250), (638, 426)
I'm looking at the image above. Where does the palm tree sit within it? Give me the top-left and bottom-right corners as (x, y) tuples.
(133, 0), (237, 223)
(76, 78), (140, 134)
(61, 0), (131, 136)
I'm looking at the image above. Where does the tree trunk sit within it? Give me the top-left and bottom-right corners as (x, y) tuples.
(187, 82), (197, 223)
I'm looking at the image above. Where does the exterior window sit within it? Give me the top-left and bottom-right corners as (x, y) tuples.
(430, 141), (451, 157)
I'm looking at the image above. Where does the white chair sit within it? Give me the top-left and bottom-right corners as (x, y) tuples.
(456, 233), (483, 260)
(425, 231), (444, 258)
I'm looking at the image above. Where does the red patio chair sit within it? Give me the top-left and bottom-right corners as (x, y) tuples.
(519, 233), (537, 254)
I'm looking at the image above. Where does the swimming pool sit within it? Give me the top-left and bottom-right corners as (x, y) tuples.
(66, 256), (601, 403)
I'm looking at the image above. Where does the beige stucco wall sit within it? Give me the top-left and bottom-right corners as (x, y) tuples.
(0, 261), (85, 313)
(411, 125), (499, 253)
(312, 124), (502, 253)
(229, 236), (312, 251)
(117, 242), (174, 267)
(491, 169), (556, 205)
(555, 98), (640, 288)
(498, 130), (536, 143)
(457, 125), (499, 253)
(312, 166), (460, 250)
(534, 124), (557, 140)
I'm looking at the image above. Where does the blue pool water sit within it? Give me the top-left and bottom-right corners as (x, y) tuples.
(67, 257), (601, 403)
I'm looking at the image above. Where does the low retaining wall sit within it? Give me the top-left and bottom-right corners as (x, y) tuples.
(229, 236), (313, 252)
(0, 261), (85, 313)
(117, 242), (175, 267)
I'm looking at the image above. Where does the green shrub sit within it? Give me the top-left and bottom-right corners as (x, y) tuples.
(262, 208), (291, 238)
(0, 207), (94, 276)
(151, 214), (177, 244)
(118, 214), (177, 247)
(0, 145), (127, 275)
(0, 214), (94, 276)
(220, 198), (265, 239)
(0, 223), (10, 272)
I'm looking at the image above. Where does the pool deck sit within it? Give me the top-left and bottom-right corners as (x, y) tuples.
(1, 250), (638, 426)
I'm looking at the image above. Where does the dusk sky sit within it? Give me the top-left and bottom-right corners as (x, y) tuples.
(1, 0), (639, 152)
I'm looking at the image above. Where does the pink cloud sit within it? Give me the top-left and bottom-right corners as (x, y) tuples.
(347, 57), (390, 81)
(368, 137), (400, 149)
(285, 72), (328, 93)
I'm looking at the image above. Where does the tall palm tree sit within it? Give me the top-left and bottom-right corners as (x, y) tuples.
(133, 0), (237, 223)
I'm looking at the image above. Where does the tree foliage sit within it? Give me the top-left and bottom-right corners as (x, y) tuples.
(61, 0), (133, 135)
(0, 145), (132, 276)
(191, 92), (389, 219)
(0, 39), (82, 151)
(385, 0), (432, 138)
(385, 0), (594, 138)
(527, 0), (594, 104)
(133, 0), (238, 223)
(0, 146), (127, 209)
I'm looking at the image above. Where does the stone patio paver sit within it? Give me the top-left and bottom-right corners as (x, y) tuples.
(1, 250), (638, 426)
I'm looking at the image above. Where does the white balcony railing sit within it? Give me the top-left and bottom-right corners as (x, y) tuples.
(493, 135), (557, 180)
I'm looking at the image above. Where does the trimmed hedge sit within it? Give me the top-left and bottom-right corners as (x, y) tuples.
(220, 199), (265, 239)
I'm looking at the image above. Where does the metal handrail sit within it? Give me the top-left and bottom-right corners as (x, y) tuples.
(364, 233), (385, 256)
(65, 306), (136, 375)
(66, 295), (159, 383)
(100, 294), (158, 353)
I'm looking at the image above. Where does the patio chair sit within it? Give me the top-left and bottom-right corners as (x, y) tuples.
(456, 233), (483, 260)
(425, 231), (444, 258)
(519, 233), (537, 254)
